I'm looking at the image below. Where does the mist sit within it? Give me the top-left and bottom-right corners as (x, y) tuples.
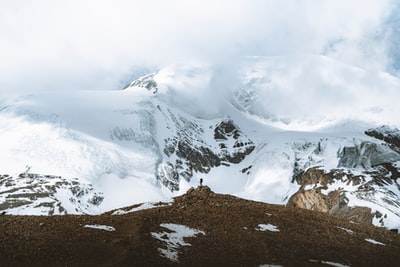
(0, 0), (398, 92)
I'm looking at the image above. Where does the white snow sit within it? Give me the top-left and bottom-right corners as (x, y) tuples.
(150, 223), (205, 263)
(84, 224), (116, 232)
(0, 90), (174, 214)
(256, 224), (280, 232)
(112, 201), (172, 215)
(340, 187), (400, 231)
(365, 238), (386, 246)
(309, 259), (350, 267)
(336, 226), (353, 235)
(0, 56), (400, 227)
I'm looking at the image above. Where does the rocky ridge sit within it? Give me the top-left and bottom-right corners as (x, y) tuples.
(0, 171), (103, 215)
(1, 186), (399, 267)
(123, 72), (159, 94)
(157, 112), (255, 191)
(288, 168), (375, 225)
(288, 126), (400, 229)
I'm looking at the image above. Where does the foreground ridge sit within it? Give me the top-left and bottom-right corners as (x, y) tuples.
(0, 186), (399, 267)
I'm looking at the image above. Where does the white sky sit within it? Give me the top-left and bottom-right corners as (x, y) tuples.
(0, 0), (398, 91)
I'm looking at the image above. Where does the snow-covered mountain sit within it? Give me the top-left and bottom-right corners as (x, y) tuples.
(1, 55), (400, 231)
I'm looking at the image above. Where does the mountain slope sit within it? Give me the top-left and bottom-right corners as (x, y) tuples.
(0, 55), (400, 231)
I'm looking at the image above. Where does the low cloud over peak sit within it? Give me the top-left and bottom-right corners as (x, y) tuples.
(0, 0), (397, 92)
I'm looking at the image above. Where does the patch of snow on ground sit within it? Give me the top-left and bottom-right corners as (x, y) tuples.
(365, 238), (386, 246)
(83, 224), (116, 231)
(259, 264), (283, 267)
(112, 201), (173, 215)
(151, 223), (205, 263)
(336, 226), (353, 235)
(309, 259), (350, 267)
(256, 224), (280, 232)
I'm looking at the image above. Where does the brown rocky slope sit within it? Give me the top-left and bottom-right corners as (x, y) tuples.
(0, 186), (399, 267)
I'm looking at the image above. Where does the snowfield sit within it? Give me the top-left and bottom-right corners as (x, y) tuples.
(0, 55), (400, 231)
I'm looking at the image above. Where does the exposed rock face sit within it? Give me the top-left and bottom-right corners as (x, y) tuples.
(0, 172), (103, 215)
(287, 125), (400, 228)
(365, 125), (400, 153)
(158, 116), (255, 191)
(214, 120), (255, 164)
(124, 72), (158, 93)
(331, 204), (374, 225)
(288, 168), (375, 225)
(287, 189), (329, 213)
(338, 141), (400, 169)
(292, 167), (333, 188)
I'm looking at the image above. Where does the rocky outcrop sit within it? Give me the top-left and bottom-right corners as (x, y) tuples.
(288, 188), (374, 224)
(283, 129), (400, 227)
(174, 185), (214, 205)
(288, 168), (375, 225)
(0, 173), (103, 215)
(365, 125), (400, 153)
(330, 204), (374, 225)
(124, 72), (158, 93)
(338, 141), (400, 169)
(158, 117), (255, 191)
(287, 188), (329, 212)
(214, 120), (255, 164)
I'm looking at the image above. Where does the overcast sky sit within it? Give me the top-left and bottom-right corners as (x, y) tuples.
(0, 0), (398, 92)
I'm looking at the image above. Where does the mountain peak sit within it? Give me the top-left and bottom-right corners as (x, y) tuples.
(123, 72), (159, 93)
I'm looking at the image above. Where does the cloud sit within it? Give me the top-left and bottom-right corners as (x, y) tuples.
(0, 0), (396, 92)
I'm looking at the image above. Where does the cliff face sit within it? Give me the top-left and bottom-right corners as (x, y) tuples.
(288, 162), (400, 226)
(157, 116), (255, 191)
(338, 141), (400, 169)
(0, 173), (102, 215)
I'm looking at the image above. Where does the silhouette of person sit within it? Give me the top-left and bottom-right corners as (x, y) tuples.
(200, 178), (203, 186)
